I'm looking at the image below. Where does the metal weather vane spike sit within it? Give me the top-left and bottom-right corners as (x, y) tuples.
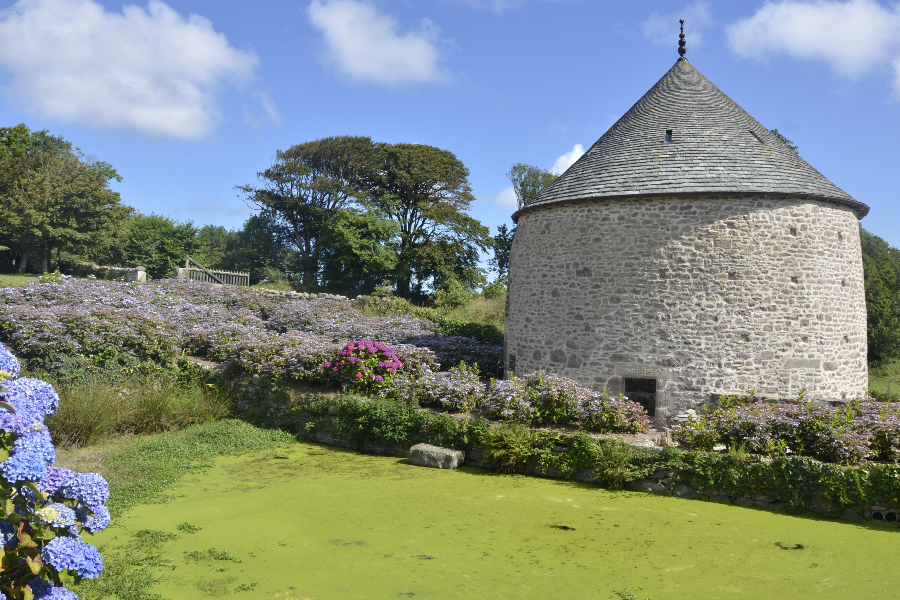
(678, 19), (686, 60)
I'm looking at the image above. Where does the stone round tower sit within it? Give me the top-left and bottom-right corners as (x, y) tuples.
(505, 57), (869, 422)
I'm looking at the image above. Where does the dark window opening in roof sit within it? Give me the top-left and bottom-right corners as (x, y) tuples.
(750, 130), (765, 144)
(665, 130), (673, 143)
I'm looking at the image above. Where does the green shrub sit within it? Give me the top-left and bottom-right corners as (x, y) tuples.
(483, 422), (536, 473)
(432, 317), (504, 346)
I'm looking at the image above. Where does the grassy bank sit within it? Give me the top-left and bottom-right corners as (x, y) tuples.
(869, 359), (900, 400)
(0, 273), (38, 287)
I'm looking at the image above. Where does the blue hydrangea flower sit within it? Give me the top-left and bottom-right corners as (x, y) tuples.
(41, 467), (74, 496)
(0, 343), (20, 379)
(41, 536), (103, 579)
(37, 503), (78, 531)
(0, 378), (59, 420)
(29, 578), (79, 600)
(0, 443), (48, 483)
(57, 473), (109, 508)
(0, 520), (15, 547)
(76, 505), (110, 533)
(15, 428), (55, 466)
(0, 412), (42, 438)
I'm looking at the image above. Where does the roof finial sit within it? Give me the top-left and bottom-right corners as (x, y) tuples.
(678, 19), (687, 61)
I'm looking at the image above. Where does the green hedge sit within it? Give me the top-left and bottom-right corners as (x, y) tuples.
(432, 317), (504, 346)
(245, 392), (900, 515)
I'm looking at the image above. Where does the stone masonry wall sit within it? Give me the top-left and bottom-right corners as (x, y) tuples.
(505, 195), (868, 421)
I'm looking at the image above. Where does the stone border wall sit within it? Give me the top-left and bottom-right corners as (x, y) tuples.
(73, 263), (146, 283)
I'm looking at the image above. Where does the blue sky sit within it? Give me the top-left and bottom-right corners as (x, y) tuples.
(0, 0), (898, 246)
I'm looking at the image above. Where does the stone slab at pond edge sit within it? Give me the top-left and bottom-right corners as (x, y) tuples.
(409, 444), (465, 469)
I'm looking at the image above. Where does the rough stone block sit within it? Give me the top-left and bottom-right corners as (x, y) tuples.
(624, 479), (668, 494)
(409, 444), (464, 469)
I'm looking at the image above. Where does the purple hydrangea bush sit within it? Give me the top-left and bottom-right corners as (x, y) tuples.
(0, 343), (110, 599)
(479, 372), (650, 432)
(0, 278), (490, 382)
(323, 339), (404, 393)
(417, 363), (483, 413)
(672, 394), (900, 464)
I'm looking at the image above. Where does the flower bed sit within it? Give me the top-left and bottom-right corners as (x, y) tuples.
(381, 368), (650, 433)
(0, 278), (496, 379)
(672, 394), (900, 465)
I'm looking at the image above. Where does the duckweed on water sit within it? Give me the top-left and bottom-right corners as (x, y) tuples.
(74, 440), (900, 600)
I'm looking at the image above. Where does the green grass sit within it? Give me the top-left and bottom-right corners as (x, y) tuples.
(74, 440), (900, 600)
(869, 359), (900, 399)
(0, 273), (38, 287)
(354, 292), (506, 331)
(56, 419), (294, 517)
(440, 294), (506, 332)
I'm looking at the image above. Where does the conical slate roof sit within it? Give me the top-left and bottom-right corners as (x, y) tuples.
(523, 59), (868, 218)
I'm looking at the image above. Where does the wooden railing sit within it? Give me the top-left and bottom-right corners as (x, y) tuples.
(180, 256), (249, 287)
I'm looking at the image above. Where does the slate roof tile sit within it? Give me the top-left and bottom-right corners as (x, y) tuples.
(529, 59), (866, 217)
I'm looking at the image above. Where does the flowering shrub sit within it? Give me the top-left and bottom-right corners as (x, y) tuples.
(579, 392), (652, 434)
(672, 395), (900, 464)
(403, 336), (503, 377)
(521, 372), (588, 425)
(417, 363), (483, 413)
(0, 343), (110, 599)
(0, 278), (490, 382)
(323, 339), (403, 393)
(481, 376), (536, 421)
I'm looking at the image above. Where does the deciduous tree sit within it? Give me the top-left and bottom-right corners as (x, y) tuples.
(365, 142), (490, 299)
(235, 136), (375, 288)
(506, 163), (558, 210)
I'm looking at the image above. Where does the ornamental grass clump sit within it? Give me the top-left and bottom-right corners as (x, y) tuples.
(0, 342), (110, 600)
(324, 339), (403, 393)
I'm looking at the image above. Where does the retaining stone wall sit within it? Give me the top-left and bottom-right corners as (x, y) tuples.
(506, 195), (868, 421)
(74, 262), (146, 282)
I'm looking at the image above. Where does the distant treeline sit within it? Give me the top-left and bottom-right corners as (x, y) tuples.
(0, 125), (517, 301)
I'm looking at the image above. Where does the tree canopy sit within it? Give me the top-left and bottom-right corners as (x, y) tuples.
(365, 142), (490, 299)
(506, 163), (558, 210)
(861, 227), (900, 364)
(235, 136), (375, 287)
(0, 125), (129, 273)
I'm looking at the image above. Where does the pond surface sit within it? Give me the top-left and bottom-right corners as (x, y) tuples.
(93, 441), (899, 599)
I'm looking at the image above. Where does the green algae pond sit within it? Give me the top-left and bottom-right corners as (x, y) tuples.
(88, 441), (899, 599)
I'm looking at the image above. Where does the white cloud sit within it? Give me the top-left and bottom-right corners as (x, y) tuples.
(0, 0), (259, 140)
(727, 0), (900, 83)
(543, 122), (569, 134)
(494, 186), (518, 209)
(243, 91), (282, 129)
(454, 0), (573, 13)
(644, 3), (712, 47)
(550, 144), (584, 175)
(308, 0), (447, 85)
